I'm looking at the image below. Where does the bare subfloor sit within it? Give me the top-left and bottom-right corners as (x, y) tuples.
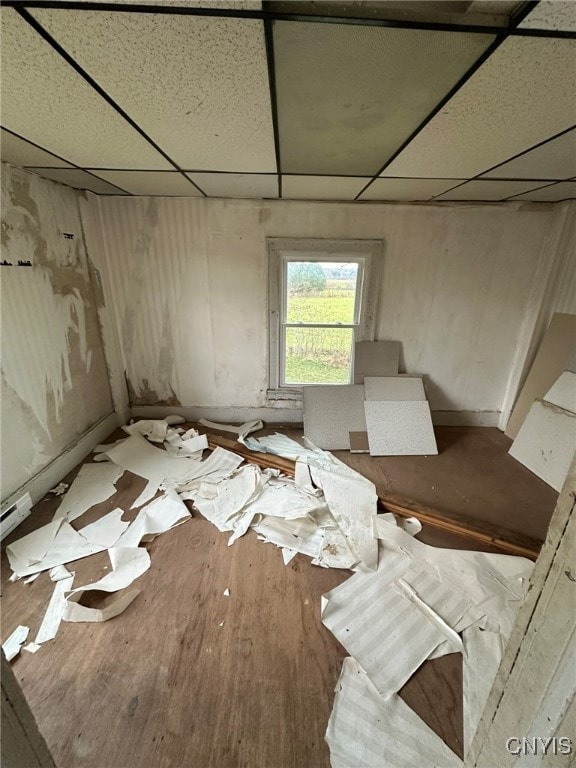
(1, 426), (557, 768)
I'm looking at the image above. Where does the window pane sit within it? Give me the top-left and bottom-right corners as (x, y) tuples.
(285, 261), (358, 324)
(284, 326), (353, 384)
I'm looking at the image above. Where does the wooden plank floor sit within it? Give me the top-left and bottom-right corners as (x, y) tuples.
(1, 426), (555, 767)
(2, 464), (349, 768)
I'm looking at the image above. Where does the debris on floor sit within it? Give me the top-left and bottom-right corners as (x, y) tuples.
(2, 417), (536, 768)
(2, 624), (29, 661)
(49, 482), (69, 496)
(321, 516), (533, 764)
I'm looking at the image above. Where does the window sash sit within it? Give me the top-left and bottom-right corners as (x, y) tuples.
(280, 324), (357, 386)
(280, 256), (363, 387)
(267, 238), (384, 394)
(280, 254), (365, 326)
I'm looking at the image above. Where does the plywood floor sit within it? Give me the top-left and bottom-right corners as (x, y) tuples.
(1, 425), (556, 768)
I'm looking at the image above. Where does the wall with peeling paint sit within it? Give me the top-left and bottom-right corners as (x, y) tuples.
(1, 164), (113, 501)
(89, 194), (567, 424)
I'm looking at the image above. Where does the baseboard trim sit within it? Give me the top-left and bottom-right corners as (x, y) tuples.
(131, 405), (303, 424)
(131, 405), (500, 428)
(1, 412), (121, 511)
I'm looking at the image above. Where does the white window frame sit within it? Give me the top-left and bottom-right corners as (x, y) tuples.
(267, 238), (384, 397)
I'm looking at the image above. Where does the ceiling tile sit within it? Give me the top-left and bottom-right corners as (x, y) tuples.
(359, 177), (463, 201)
(433, 180), (553, 201)
(508, 181), (576, 201)
(186, 173), (278, 198)
(384, 36), (576, 179)
(26, 168), (128, 195)
(274, 21), (495, 176)
(1, 9), (171, 170)
(33, 9), (276, 173)
(518, 1), (576, 32)
(91, 170), (202, 196)
(482, 129), (576, 180)
(282, 176), (369, 200)
(1, 129), (73, 168)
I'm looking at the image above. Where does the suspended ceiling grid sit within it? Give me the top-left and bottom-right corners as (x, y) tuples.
(1, 1), (575, 202)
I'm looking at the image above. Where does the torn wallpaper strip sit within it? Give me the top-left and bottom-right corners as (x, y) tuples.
(310, 465), (378, 572)
(115, 489), (190, 548)
(53, 463), (124, 523)
(79, 508), (130, 549)
(35, 572), (75, 644)
(199, 418), (263, 439)
(123, 419), (168, 443)
(7, 521), (105, 578)
(63, 547), (151, 623)
(326, 658), (463, 768)
(104, 434), (207, 508)
(2, 625), (29, 662)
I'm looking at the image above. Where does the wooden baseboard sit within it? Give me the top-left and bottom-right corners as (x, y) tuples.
(206, 432), (541, 560)
(1, 412), (121, 512)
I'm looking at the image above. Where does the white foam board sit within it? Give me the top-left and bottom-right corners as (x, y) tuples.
(509, 400), (576, 491)
(364, 401), (438, 456)
(364, 376), (426, 402)
(303, 385), (366, 450)
(354, 341), (400, 384)
(543, 371), (576, 414)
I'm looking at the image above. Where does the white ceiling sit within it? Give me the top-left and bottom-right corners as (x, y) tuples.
(1, 0), (575, 203)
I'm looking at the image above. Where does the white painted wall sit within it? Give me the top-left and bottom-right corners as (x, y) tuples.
(1, 165), (114, 502)
(89, 195), (560, 423)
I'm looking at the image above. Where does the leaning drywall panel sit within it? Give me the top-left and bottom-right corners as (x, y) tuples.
(303, 385), (366, 449)
(509, 400), (576, 491)
(94, 196), (556, 419)
(543, 371), (576, 413)
(0, 165), (113, 501)
(364, 400), (438, 456)
(506, 313), (576, 439)
(353, 340), (400, 384)
(364, 376), (425, 401)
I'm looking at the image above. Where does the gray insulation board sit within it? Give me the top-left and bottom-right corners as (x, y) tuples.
(543, 371), (576, 414)
(354, 341), (400, 384)
(509, 399), (576, 491)
(364, 400), (438, 456)
(364, 376), (426, 401)
(303, 385), (366, 449)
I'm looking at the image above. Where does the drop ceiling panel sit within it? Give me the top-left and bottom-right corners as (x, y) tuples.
(384, 36), (576, 179)
(92, 171), (202, 196)
(1, 130), (73, 168)
(27, 168), (127, 195)
(282, 176), (369, 200)
(33, 9), (276, 173)
(519, 1), (576, 32)
(482, 129), (576, 180)
(1, 9), (171, 170)
(186, 173), (278, 198)
(359, 177), (462, 201)
(509, 181), (576, 201)
(433, 179), (552, 201)
(274, 21), (495, 175)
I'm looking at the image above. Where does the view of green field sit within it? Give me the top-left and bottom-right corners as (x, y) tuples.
(284, 265), (357, 384)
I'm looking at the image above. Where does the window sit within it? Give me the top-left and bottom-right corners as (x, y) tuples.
(268, 239), (383, 393)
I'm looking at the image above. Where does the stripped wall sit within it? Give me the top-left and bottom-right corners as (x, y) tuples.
(87, 194), (564, 424)
(1, 164), (113, 501)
